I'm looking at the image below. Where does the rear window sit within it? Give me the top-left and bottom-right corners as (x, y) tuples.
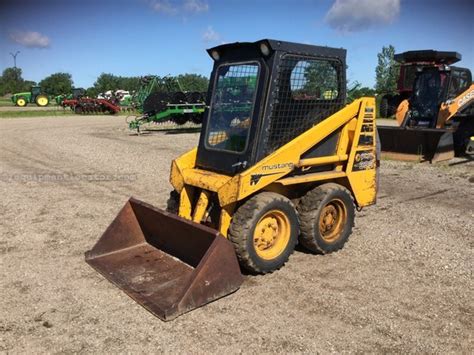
(290, 59), (339, 100)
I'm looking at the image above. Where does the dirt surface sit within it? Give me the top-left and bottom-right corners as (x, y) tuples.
(1, 115), (473, 353)
(0, 105), (65, 112)
(377, 118), (399, 127)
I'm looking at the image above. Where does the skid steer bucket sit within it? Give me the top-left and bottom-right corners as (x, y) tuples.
(378, 126), (454, 162)
(85, 197), (243, 321)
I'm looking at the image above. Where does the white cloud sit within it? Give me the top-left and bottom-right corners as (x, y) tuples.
(184, 0), (208, 13)
(9, 31), (50, 48)
(325, 0), (400, 33)
(149, 0), (208, 14)
(202, 26), (220, 42)
(149, 0), (178, 14)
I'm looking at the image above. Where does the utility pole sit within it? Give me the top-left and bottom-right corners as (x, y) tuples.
(9, 51), (20, 68)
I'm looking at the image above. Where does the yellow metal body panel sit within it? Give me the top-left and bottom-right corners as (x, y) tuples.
(395, 99), (410, 126)
(437, 84), (474, 128)
(170, 148), (197, 192)
(178, 185), (194, 220)
(344, 101), (377, 205)
(393, 85), (474, 128)
(170, 148), (232, 193)
(298, 154), (348, 167)
(277, 171), (346, 185)
(192, 190), (210, 223)
(218, 205), (235, 237)
(170, 97), (378, 236)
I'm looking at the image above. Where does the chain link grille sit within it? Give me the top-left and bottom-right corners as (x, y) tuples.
(263, 55), (345, 155)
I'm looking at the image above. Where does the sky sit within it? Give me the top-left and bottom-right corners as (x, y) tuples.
(0, 0), (473, 89)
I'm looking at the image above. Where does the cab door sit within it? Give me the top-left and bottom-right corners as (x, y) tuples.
(196, 60), (268, 175)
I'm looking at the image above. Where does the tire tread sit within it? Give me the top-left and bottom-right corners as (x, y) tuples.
(228, 192), (298, 274)
(298, 183), (355, 254)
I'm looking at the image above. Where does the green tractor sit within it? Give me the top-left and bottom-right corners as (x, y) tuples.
(11, 86), (50, 107)
(55, 87), (85, 105)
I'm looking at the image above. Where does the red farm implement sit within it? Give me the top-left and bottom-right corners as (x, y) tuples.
(62, 97), (121, 115)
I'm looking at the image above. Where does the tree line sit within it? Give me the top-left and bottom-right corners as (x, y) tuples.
(0, 45), (400, 100)
(0, 69), (209, 97)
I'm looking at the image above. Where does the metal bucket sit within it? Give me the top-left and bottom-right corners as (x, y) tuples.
(85, 197), (243, 321)
(378, 126), (454, 163)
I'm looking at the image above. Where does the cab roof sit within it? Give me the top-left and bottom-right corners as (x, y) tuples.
(394, 50), (461, 65)
(207, 39), (346, 61)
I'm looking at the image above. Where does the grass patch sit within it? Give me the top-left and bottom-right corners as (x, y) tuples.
(0, 98), (13, 107)
(0, 109), (72, 119)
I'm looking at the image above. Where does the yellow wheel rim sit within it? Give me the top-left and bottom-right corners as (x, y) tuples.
(17, 98), (26, 107)
(319, 199), (347, 243)
(37, 97), (48, 106)
(253, 210), (291, 260)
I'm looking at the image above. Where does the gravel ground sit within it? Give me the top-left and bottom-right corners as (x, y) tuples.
(0, 115), (473, 353)
(0, 105), (65, 112)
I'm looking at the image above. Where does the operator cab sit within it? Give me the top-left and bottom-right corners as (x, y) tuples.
(73, 88), (85, 99)
(31, 86), (42, 101)
(197, 39), (346, 175)
(408, 66), (471, 128)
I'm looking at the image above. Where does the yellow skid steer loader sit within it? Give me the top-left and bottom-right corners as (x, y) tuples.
(86, 40), (378, 321)
(378, 51), (474, 162)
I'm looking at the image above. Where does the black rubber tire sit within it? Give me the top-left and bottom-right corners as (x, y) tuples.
(171, 91), (187, 104)
(387, 95), (401, 117)
(453, 117), (474, 156)
(379, 95), (390, 118)
(298, 183), (355, 254)
(143, 92), (170, 115)
(166, 190), (180, 214)
(228, 192), (299, 274)
(201, 92), (208, 104)
(186, 91), (203, 104)
(190, 113), (203, 124)
(74, 105), (83, 114)
(172, 114), (188, 125)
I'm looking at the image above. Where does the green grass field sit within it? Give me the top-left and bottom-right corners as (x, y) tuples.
(0, 97), (13, 107)
(0, 107), (137, 119)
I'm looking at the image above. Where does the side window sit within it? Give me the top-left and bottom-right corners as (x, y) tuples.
(290, 59), (338, 100)
(448, 70), (470, 99)
(263, 54), (344, 157)
(402, 66), (417, 91)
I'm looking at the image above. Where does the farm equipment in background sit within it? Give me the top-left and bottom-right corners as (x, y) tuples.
(378, 50), (461, 118)
(129, 75), (159, 113)
(115, 90), (132, 107)
(61, 88), (121, 115)
(11, 86), (50, 107)
(86, 39), (379, 321)
(378, 51), (473, 162)
(99, 90), (132, 108)
(128, 75), (207, 131)
(55, 87), (85, 105)
(62, 96), (121, 115)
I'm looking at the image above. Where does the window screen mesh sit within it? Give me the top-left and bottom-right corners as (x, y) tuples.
(263, 55), (344, 155)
